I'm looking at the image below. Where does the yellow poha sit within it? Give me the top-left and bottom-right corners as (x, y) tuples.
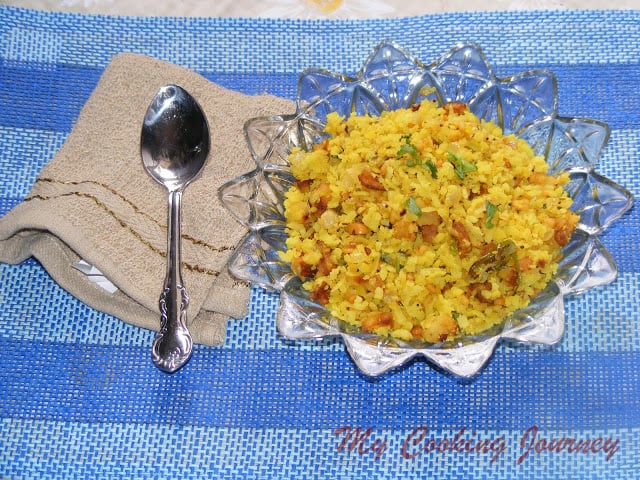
(280, 100), (579, 343)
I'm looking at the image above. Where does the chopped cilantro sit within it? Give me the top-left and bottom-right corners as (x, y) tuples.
(485, 200), (498, 229)
(382, 253), (405, 272)
(398, 143), (419, 159)
(398, 135), (438, 178)
(405, 196), (422, 217)
(448, 151), (477, 180)
(421, 159), (438, 179)
(381, 253), (394, 265)
(397, 136), (420, 167)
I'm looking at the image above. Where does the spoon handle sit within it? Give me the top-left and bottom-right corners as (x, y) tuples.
(151, 190), (193, 372)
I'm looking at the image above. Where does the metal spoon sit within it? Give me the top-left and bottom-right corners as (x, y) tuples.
(140, 85), (210, 373)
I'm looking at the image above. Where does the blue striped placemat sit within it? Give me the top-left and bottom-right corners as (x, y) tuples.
(1, 6), (638, 479)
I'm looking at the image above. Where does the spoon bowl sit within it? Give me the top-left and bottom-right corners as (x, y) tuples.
(142, 85), (209, 191)
(141, 84), (210, 372)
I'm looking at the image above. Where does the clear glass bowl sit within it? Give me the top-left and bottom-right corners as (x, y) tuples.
(218, 42), (633, 377)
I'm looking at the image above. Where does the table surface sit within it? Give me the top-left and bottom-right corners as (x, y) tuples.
(2, 0), (639, 17)
(0, 4), (639, 480)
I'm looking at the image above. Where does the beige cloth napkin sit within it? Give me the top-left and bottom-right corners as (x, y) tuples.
(0, 53), (294, 345)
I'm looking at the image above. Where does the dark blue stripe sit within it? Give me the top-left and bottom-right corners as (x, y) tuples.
(1, 339), (638, 430)
(1, 61), (639, 132)
(0, 61), (300, 132)
(201, 72), (299, 102)
(0, 61), (102, 131)
(496, 63), (640, 126)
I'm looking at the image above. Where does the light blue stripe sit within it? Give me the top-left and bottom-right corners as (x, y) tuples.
(223, 287), (342, 351)
(561, 272), (640, 352)
(1, 260), (639, 353)
(1, 419), (638, 479)
(0, 260), (154, 346)
(1, 9), (640, 71)
(0, 261), (337, 349)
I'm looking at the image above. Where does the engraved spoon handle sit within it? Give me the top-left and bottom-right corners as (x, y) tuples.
(151, 189), (193, 372)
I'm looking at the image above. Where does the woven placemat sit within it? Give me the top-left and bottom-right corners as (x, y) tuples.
(0, 7), (638, 479)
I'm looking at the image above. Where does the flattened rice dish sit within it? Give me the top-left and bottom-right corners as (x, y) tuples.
(280, 100), (579, 343)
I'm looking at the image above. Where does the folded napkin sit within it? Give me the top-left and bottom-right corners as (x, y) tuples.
(0, 53), (294, 345)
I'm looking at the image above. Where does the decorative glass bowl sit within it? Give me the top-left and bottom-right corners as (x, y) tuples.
(218, 42), (633, 378)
